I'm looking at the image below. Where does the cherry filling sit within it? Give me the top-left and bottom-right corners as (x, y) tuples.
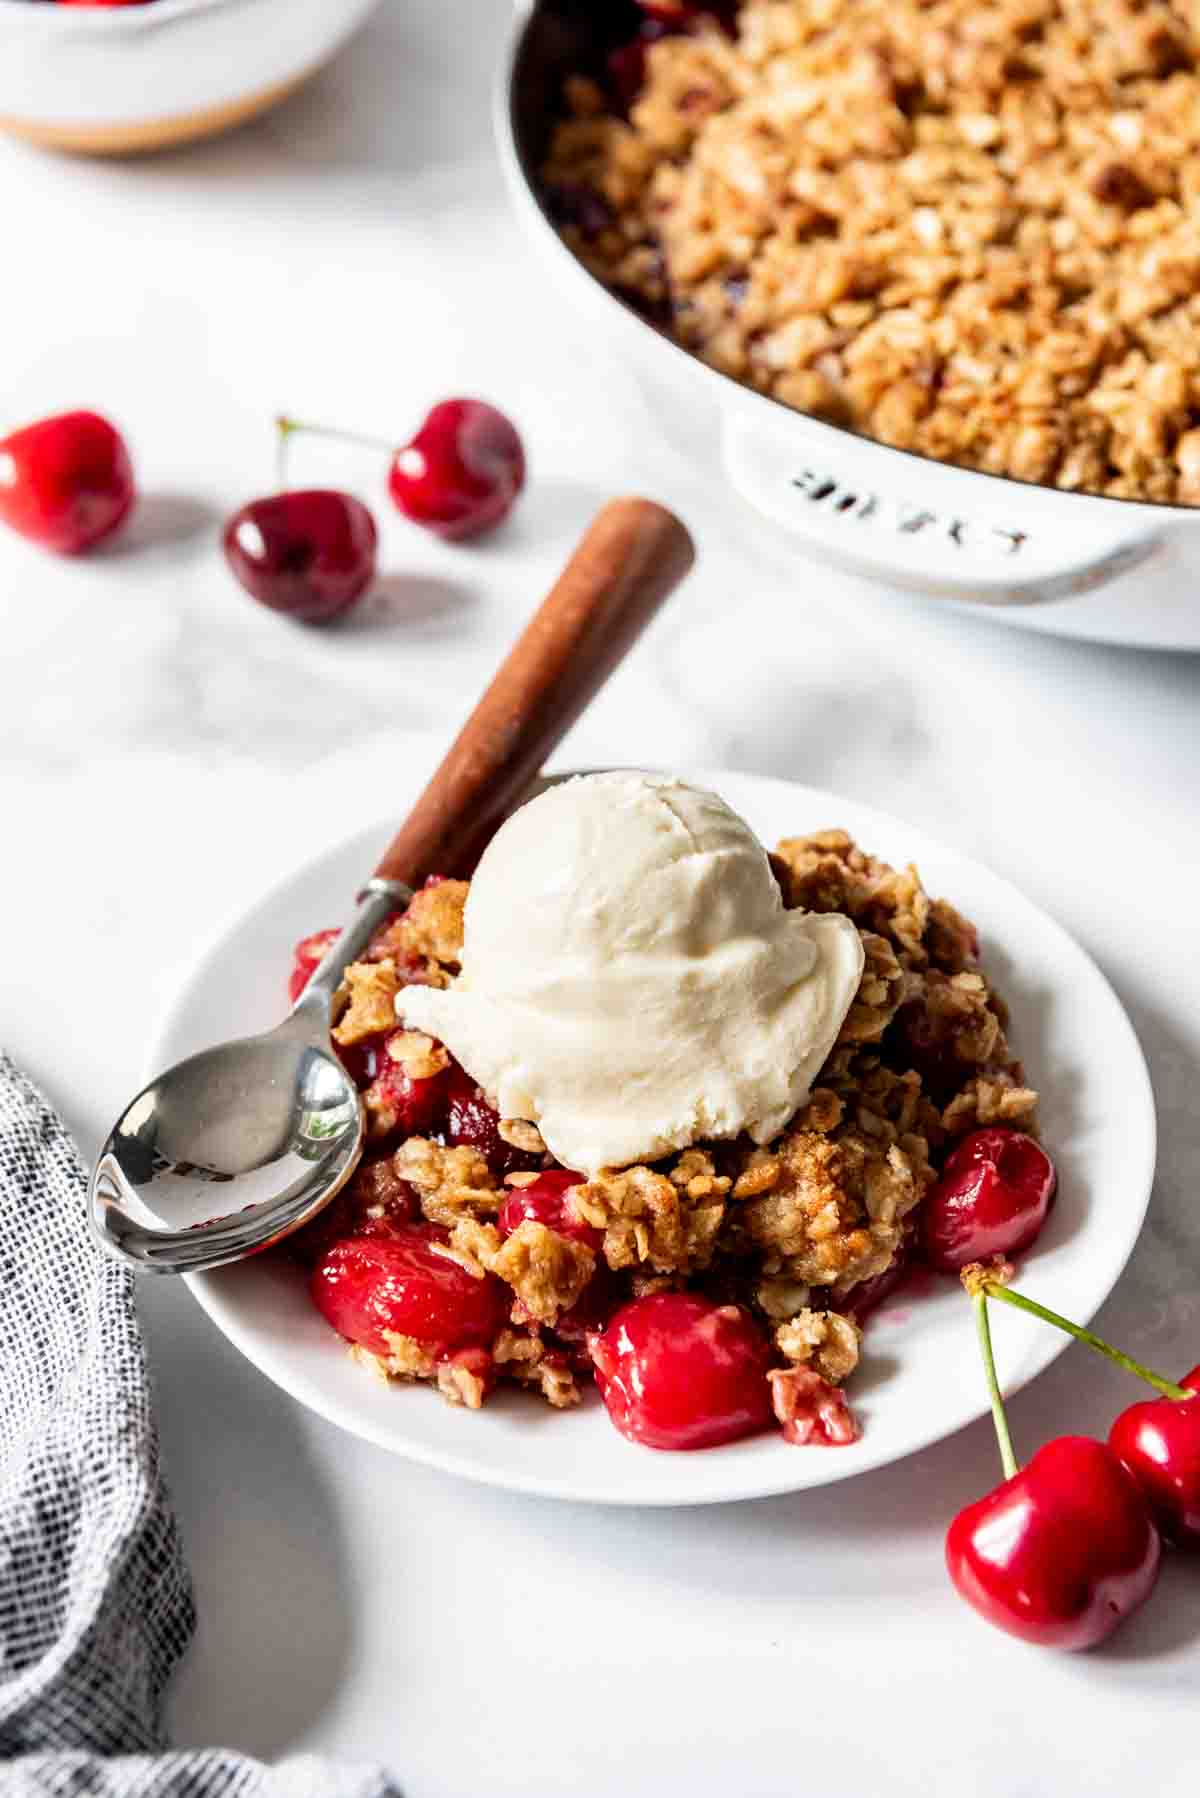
(500, 1171), (615, 1343)
(445, 1064), (542, 1178)
(636, 0), (739, 18)
(890, 1000), (965, 1103)
(361, 1029), (452, 1139)
(552, 1262), (624, 1344)
(287, 928), (341, 1004)
(608, 3), (738, 110)
(922, 1127), (1057, 1272)
(498, 1169), (602, 1251)
(589, 1292), (775, 1451)
(835, 1230), (914, 1325)
(311, 1224), (509, 1356)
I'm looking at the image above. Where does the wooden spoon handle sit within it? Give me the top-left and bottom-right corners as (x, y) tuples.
(372, 498), (694, 886)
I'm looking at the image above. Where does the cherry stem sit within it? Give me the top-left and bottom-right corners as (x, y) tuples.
(275, 415), (295, 492)
(275, 414), (394, 484)
(974, 1290), (1019, 1480)
(983, 1282), (1191, 1401)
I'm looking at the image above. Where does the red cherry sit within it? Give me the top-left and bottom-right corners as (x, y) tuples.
(610, 4), (738, 107)
(1109, 1365), (1200, 1549)
(893, 999), (975, 1103)
(922, 1128), (1056, 1273)
(543, 181), (616, 240)
(769, 1365), (858, 1446)
(0, 410), (135, 555)
(222, 489), (377, 623)
(607, 34), (657, 109)
(589, 1292), (775, 1451)
(835, 1231), (914, 1325)
(285, 1160), (420, 1266)
(946, 1435), (1161, 1649)
(498, 1169), (601, 1250)
(287, 927), (341, 1004)
(636, 0), (737, 23)
(552, 1261), (623, 1344)
(362, 1029), (452, 1139)
(445, 1062), (541, 1178)
(496, 1169), (613, 1340)
(311, 1225), (508, 1354)
(388, 400), (525, 542)
(347, 1186), (420, 1237)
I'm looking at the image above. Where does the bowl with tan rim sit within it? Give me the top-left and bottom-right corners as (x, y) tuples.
(0, 0), (380, 156)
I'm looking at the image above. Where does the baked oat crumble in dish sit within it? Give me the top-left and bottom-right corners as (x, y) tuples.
(539, 0), (1200, 504)
(285, 773), (1050, 1456)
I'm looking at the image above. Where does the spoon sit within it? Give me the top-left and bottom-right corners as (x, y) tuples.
(90, 498), (694, 1273)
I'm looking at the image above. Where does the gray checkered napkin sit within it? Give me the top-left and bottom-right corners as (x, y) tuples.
(0, 1054), (400, 1797)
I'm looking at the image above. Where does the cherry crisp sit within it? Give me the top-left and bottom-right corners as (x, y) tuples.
(287, 834), (1040, 1452)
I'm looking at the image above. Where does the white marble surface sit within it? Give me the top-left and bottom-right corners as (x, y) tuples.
(1, 3), (1199, 1792)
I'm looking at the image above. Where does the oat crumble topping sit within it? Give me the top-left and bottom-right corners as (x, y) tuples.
(332, 959), (400, 1046)
(373, 878), (468, 989)
(541, 0), (1200, 502)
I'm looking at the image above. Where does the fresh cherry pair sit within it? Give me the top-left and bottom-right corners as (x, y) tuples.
(223, 401), (526, 624)
(905, 1129), (1164, 1647)
(946, 1266), (1200, 1650)
(910, 1129), (1163, 1649)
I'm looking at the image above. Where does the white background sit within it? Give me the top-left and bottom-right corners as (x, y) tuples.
(1, 2), (1198, 1792)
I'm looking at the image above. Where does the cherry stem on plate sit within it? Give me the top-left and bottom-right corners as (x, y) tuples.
(275, 414), (394, 490)
(974, 1288), (1019, 1480)
(979, 1280), (1192, 1401)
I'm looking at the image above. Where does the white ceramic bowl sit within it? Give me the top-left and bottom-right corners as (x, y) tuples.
(0, 0), (380, 154)
(499, 1), (1200, 647)
(160, 767), (1155, 1507)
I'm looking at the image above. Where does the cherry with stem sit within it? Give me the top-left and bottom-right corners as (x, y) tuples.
(221, 417), (377, 625)
(276, 400), (526, 542)
(944, 1268), (1162, 1649)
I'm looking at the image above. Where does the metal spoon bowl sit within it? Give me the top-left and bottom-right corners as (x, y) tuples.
(91, 879), (408, 1272)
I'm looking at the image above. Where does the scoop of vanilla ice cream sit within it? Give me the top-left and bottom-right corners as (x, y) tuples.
(398, 773), (864, 1175)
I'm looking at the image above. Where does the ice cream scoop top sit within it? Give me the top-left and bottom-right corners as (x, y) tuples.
(398, 773), (864, 1175)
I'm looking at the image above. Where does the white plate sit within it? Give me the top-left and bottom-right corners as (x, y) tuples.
(161, 768), (1156, 1506)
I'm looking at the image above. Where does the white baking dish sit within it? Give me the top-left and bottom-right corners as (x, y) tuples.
(0, 0), (379, 154)
(498, 0), (1200, 645)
